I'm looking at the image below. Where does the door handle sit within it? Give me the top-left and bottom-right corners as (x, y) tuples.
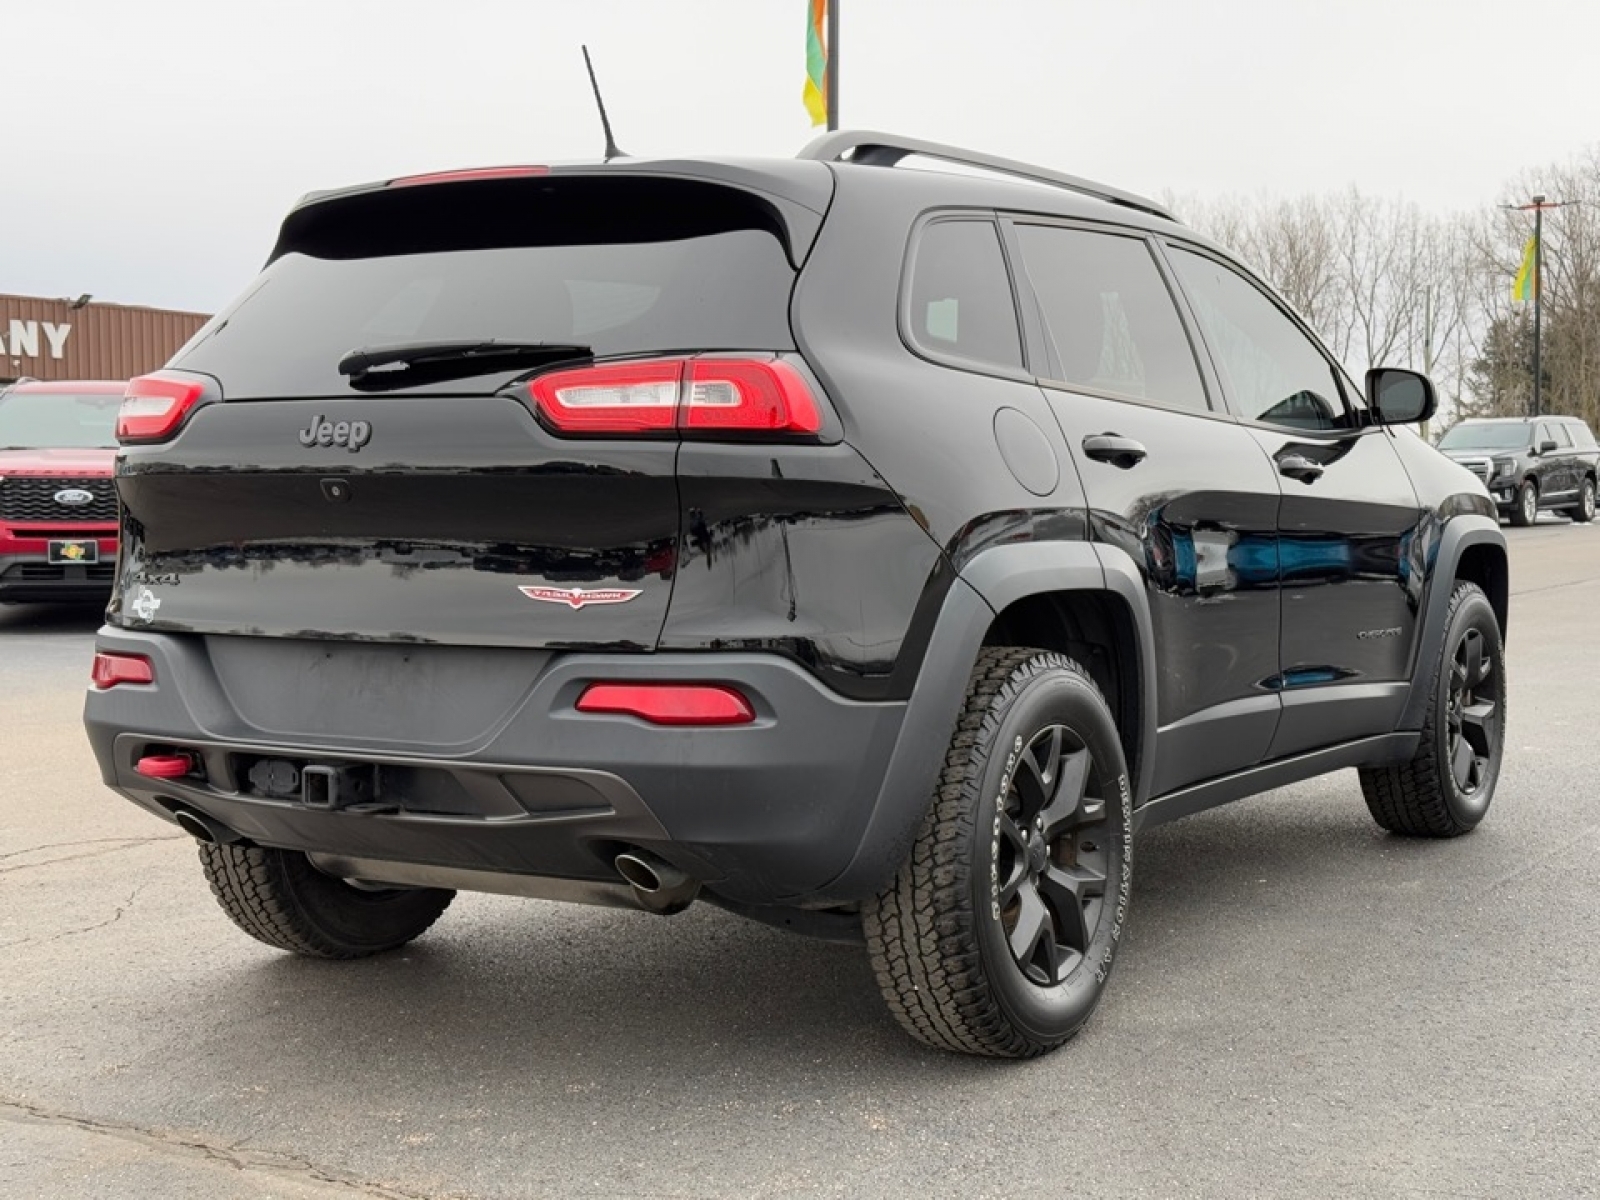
(1082, 433), (1148, 469)
(1278, 453), (1325, 483)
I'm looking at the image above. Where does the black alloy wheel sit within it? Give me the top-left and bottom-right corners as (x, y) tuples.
(1445, 625), (1499, 798)
(864, 648), (1133, 1058)
(994, 724), (1111, 987)
(1359, 582), (1505, 837)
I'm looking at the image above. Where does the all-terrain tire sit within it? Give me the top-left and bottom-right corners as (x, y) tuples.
(198, 842), (454, 958)
(1568, 477), (1596, 524)
(1510, 480), (1538, 527)
(1358, 582), (1504, 837)
(864, 648), (1134, 1058)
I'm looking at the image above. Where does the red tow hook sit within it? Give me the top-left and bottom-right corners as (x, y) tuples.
(136, 753), (199, 780)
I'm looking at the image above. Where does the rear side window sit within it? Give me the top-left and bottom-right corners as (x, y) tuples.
(175, 177), (800, 398)
(905, 219), (1024, 371)
(1015, 224), (1209, 412)
(1569, 421), (1599, 450)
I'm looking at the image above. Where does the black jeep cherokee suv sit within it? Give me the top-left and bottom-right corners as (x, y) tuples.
(84, 133), (1510, 1058)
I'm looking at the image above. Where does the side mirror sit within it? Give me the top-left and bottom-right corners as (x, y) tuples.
(1366, 368), (1436, 426)
(1538, 440), (1558, 456)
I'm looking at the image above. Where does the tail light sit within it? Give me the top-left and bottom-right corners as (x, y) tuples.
(118, 371), (218, 444)
(525, 357), (824, 438)
(576, 683), (756, 726)
(91, 652), (154, 689)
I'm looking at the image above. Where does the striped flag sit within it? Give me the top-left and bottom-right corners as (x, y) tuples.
(1513, 233), (1538, 302)
(803, 0), (828, 127)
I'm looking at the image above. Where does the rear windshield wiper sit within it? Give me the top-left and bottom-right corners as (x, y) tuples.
(338, 340), (592, 388)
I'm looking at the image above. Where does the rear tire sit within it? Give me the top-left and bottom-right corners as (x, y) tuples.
(1358, 583), (1504, 837)
(198, 843), (454, 958)
(1568, 477), (1596, 523)
(1510, 480), (1538, 527)
(864, 648), (1133, 1058)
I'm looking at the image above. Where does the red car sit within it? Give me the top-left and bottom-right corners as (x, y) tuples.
(0, 379), (124, 603)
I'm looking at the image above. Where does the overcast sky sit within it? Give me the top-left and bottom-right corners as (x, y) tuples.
(6, 0), (1597, 314)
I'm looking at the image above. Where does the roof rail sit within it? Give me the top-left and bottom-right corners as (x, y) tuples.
(798, 129), (1175, 222)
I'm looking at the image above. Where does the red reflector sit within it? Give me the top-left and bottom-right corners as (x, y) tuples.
(390, 166), (551, 187)
(524, 357), (823, 437)
(118, 372), (211, 444)
(136, 754), (196, 779)
(575, 683), (756, 726)
(91, 652), (154, 689)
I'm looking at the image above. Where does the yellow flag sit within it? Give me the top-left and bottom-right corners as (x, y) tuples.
(803, 0), (828, 127)
(1513, 234), (1538, 303)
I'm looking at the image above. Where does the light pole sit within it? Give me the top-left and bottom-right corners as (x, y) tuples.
(1413, 287), (1435, 438)
(1506, 194), (1566, 418)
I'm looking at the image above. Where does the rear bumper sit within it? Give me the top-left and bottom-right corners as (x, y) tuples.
(82, 629), (909, 907)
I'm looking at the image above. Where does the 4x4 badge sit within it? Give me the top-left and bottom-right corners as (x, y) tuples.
(519, 586), (641, 610)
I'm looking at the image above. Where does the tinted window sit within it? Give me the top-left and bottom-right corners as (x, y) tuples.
(0, 390), (120, 449)
(1016, 225), (1208, 412)
(907, 220), (1023, 370)
(1438, 423), (1532, 451)
(175, 178), (798, 399)
(1168, 247), (1349, 431)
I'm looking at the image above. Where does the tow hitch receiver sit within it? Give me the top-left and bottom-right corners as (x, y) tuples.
(245, 758), (378, 810)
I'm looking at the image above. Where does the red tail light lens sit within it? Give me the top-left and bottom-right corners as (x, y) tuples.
(525, 357), (824, 438)
(575, 683), (757, 726)
(91, 652), (154, 689)
(683, 360), (822, 433)
(118, 372), (214, 444)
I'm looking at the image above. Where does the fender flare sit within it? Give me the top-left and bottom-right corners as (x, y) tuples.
(1397, 514), (1507, 731)
(812, 540), (1157, 903)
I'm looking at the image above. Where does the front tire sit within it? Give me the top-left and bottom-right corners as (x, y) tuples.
(1510, 479), (1538, 527)
(864, 648), (1133, 1058)
(1358, 582), (1504, 837)
(198, 843), (454, 958)
(1568, 477), (1596, 523)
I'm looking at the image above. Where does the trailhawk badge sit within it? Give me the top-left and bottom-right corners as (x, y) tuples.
(519, 585), (642, 610)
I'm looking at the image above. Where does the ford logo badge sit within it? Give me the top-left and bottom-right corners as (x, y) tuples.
(54, 488), (96, 507)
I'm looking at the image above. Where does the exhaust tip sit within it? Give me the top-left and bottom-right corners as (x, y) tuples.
(172, 808), (245, 846)
(614, 852), (663, 892)
(614, 850), (698, 915)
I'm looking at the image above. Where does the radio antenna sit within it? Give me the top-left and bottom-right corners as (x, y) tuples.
(581, 45), (627, 161)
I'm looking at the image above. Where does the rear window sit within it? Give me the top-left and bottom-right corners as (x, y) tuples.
(0, 390), (120, 449)
(175, 177), (799, 398)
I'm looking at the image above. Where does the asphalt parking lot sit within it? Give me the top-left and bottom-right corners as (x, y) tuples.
(3, 520), (1598, 1200)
